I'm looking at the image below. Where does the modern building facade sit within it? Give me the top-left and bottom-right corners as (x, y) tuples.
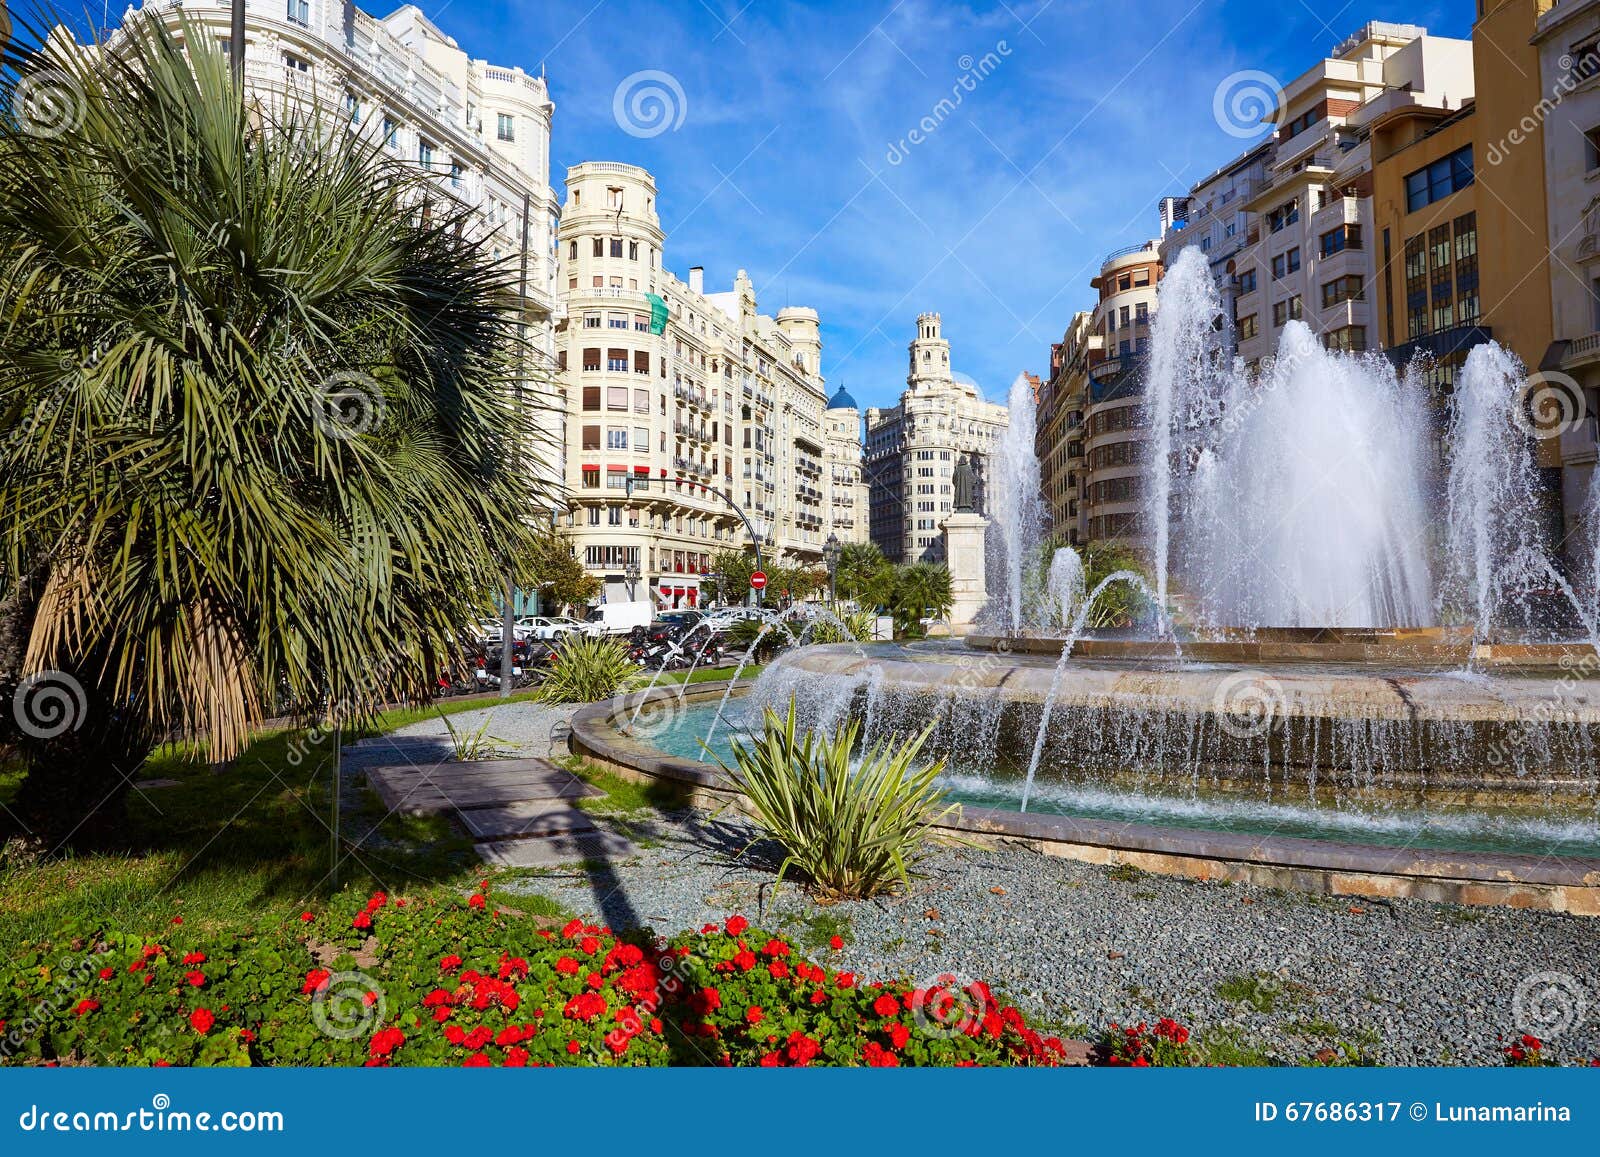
(554, 162), (847, 608)
(823, 387), (870, 546)
(864, 315), (1009, 563)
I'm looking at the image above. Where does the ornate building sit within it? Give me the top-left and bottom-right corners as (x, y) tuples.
(864, 314), (1009, 563)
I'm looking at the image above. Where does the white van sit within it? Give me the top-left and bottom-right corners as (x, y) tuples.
(582, 601), (655, 637)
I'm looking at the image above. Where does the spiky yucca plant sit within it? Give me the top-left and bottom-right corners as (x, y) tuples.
(0, 13), (547, 840)
(719, 702), (957, 900)
(534, 635), (641, 704)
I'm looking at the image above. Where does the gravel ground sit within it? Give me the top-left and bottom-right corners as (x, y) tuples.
(503, 807), (1600, 1067)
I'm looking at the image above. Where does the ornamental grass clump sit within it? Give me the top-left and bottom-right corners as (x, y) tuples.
(534, 635), (640, 704)
(718, 702), (957, 900)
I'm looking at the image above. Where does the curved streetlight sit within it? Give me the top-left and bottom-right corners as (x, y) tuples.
(627, 475), (766, 607)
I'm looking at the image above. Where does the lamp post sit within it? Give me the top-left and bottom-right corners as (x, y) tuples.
(823, 533), (841, 606)
(624, 557), (641, 601)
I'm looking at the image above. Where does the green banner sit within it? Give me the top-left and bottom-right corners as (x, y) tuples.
(646, 292), (669, 335)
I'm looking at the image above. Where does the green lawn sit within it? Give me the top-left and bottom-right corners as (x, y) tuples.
(0, 691), (561, 947)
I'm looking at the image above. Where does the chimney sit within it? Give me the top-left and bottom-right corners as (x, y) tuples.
(689, 266), (704, 294)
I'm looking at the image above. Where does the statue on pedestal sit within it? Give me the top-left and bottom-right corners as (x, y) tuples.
(953, 455), (976, 514)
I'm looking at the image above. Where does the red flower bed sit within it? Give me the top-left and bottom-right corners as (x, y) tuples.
(0, 889), (1068, 1068)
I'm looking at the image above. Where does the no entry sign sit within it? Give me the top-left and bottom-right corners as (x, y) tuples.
(750, 571), (767, 590)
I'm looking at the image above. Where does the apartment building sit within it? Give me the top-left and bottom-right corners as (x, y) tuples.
(1036, 312), (1096, 543)
(118, 2), (559, 344)
(1082, 243), (1163, 544)
(823, 387), (870, 546)
(864, 315), (1009, 563)
(555, 163), (843, 608)
(1535, 0), (1600, 544)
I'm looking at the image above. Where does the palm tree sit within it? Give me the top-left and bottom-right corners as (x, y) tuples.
(0, 15), (549, 842)
(892, 563), (953, 633)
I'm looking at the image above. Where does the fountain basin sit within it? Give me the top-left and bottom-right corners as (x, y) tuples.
(567, 679), (1600, 914)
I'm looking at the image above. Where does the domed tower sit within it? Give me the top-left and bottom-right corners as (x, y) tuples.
(776, 306), (822, 379)
(559, 162), (664, 296)
(908, 311), (953, 390)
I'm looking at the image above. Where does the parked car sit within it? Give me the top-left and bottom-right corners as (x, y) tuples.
(582, 600), (655, 637)
(520, 615), (588, 641)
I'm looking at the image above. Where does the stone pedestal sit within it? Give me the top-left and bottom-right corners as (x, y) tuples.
(942, 512), (989, 631)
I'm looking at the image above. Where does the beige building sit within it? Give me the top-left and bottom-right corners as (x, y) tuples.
(822, 387), (870, 545)
(1082, 243), (1162, 544)
(1535, 0), (1600, 542)
(1036, 312), (1095, 543)
(555, 162), (845, 608)
(1232, 24), (1473, 370)
(864, 314), (1009, 563)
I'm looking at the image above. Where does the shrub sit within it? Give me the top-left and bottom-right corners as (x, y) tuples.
(0, 895), (1067, 1067)
(801, 609), (878, 645)
(534, 635), (640, 704)
(718, 702), (957, 900)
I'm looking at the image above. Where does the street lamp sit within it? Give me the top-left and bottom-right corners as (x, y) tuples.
(823, 533), (842, 606)
(624, 558), (641, 601)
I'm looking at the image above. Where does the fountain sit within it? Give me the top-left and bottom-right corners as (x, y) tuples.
(568, 244), (1600, 912)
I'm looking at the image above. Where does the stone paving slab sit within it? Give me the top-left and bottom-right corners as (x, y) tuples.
(476, 830), (638, 868)
(456, 801), (600, 840)
(364, 757), (602, 815)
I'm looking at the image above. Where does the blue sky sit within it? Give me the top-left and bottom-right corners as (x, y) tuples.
(337, 2), (1476, 408)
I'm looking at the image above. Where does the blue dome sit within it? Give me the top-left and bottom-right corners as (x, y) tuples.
(826, 385), (859, 410)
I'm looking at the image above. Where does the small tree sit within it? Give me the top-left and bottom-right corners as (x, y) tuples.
(526, 529), (600, 614)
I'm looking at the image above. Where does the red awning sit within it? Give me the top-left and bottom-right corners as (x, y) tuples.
(633, 465), (650, 473)
(607, 464), (627, 472)
(580, 463), (598, 471)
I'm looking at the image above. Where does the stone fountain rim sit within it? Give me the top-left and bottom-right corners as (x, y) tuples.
(567, 681), (1600, 915)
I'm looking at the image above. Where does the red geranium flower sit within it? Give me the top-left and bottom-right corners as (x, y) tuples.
(579, 936), (600, 955)
(367, 891), (387, 911)
(504, 1047), (529, 1067)
(439, 955), (463, 973)
(369, 1027), (405, 1058)
(170, 916), (183, 925)
(732, 949), (757, 972)
(184, 971), (206, 988)
(181, 952), (206, 966)
(73, 999), (99, 1017)
(725, 915), (748, 936)
(566, 1040), (581, 1055)
(872, 993), (899, 1017)
(97, 968), (114, 981)
(888, 1022), (911, 1049)
(462, 1052), (491, 1067)
(351, 911), (372, 930)
(301, 969), (332, 995)
(468, 893), (486, 910)
(299, 911), (315, 922)
(745, 1006), (764, 1026)
(555, 956), (581, 975)
(828, 935), (844, 950)
(189, 1008), (215, 1035)
(444, 1025), (467, 1045)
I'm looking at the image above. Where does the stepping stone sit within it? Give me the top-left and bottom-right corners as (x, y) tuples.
(455, 802), (600, 841)
(476, 830), (638, 868)
(364, 759), (602, 815)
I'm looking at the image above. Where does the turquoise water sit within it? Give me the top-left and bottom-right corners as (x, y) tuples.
(639, 698), (1600, 860)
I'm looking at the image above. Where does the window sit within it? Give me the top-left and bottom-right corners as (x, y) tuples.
(581, 384), (601, 410)
(1568, 38), (1600, 86)
(382, 115), (397, 149)
(1236, 269), (1257, 294)
(418, 139), (434, 169)
(287, 0), (309, 26)
(1586, 125), (1600, 172)
(1324, 326), (1367, 353)
(1267, 200), (1299, 233)
(634, 427), (649, 450)
(628, 241), (639, 260)
(606, 428), (628, 450)
(1272, 296), (1301, 326)
(582, 350), (602, 373)
(583, 312), (601, 329)
(581, 468), (600, 489)
(1271, 249), (1300, 279)
(283, 53), (310, 73)
(593, 238), (604, 258)
(496, 113), (515, 142)
(1321, 275), (1365, 308)
(610, 238), (623, 258)
(607, 350), (628, 373)
(608, 312), (628, 329)
(345, 91), (360, 124)
(1404, 146), (1473, 212)
(1237, 314), (1258, 340)
(581, 425), (601, 450)
(1281, 107), (1318, 141)
(606, 385), (629, 410)
(1320, 224), (1362, 257)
